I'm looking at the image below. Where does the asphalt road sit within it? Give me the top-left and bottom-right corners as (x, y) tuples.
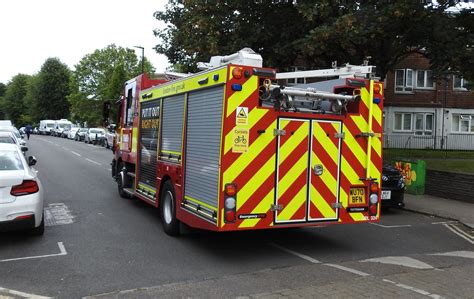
(0, 135), (473, 298)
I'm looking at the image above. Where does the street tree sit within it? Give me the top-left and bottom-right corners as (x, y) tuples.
(34, 58), (71, 121)
(69, 44), (153, 126)
(154, 0), (469, 79)
(0, 82), (6, 119)
(2, 74), (31, 126)
(153, 0), (312, 72)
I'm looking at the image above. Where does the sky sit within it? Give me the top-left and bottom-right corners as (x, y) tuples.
(0, 0), (170, 84)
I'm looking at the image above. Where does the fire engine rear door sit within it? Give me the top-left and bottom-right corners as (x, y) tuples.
(275, 118), (310, 223)
(308, 120), (341, 221)
(275, 118), (341, 223)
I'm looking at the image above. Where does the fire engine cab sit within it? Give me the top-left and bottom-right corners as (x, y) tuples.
(111, 48), (384, 235)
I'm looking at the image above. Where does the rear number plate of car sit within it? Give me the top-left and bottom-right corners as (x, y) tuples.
(381, 190), (391, 199)
(349, 188), (366, 205)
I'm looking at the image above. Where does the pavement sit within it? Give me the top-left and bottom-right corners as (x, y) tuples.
(403, 193), (474, 229)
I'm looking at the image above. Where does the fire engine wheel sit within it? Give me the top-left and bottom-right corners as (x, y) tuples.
(117, 162), (131, 198)
(160, 180), (180, 236)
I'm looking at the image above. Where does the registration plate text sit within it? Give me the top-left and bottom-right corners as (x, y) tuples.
(349, 188), (366, 205)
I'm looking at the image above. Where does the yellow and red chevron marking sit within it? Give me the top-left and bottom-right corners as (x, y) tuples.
(338, 82), (383, 223)
(275, 119), (310, 222)
(309, 121), (341, 220)
(219, 74), (384, 229)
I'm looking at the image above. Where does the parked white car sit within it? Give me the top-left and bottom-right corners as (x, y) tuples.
(0, 132), (28, 154)
(67, 127), (80, 139)
(84, 128), (105, 144)
(0, 126), (26, 146)
(104, 124), (116, 149)
(0, 143), (44, 235)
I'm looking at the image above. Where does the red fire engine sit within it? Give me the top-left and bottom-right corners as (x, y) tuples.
(112, 48), (384, 236)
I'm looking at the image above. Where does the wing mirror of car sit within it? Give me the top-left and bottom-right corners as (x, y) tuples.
(28, 156), (37, 166)
(21, 146), (28, 152)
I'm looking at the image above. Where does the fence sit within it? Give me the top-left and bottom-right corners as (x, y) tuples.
(383, 134), (474, 151)
(383, 133), (474, 162)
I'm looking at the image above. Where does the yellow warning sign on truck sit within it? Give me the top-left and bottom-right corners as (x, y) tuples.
(232, 128), (249, 153)
(236, 107), (248, 126)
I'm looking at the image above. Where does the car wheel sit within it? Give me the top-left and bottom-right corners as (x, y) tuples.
(30, 213), (45, 236)
(160, 180), (180, 236)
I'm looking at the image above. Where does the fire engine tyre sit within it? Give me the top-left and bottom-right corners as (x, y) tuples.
(117, 162), (131, 198)
(160, 180), (180, 236)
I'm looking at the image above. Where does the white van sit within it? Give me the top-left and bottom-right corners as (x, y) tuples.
(53, 119), (72, 137)
(39, 120), (55, 135)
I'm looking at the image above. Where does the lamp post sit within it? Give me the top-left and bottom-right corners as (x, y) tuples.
(134, 46), (145, 74)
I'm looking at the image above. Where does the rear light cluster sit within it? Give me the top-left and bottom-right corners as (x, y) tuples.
(368, 182), (379, 216)
(10, 180), (39, 196)
(224, 183), (237, 223)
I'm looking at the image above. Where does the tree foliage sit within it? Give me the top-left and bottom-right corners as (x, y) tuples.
(1, 74), (31, 126)
(34, 58), (71, 121)
(0, 82), (6, 119)
(69, 44), (153, 126)
(153, 0), (313, 72)
(154, 0), (472, 80)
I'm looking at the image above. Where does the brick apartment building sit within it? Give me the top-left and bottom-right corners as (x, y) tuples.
(383, 52), (474, 150)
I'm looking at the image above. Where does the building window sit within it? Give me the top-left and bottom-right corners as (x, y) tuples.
(452, 114), (474, 133)
(395, 69), (414, 93)
(394, 113), (412, 131)
(414, 113), (434, 135)
(394, 112), (433, 134)
(453, 75), (469, 91)
(416, 70), (435, 89)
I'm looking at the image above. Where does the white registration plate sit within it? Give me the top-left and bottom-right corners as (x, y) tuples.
(381, 190), (391, 200)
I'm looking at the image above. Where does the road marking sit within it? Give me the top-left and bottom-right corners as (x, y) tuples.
(429, 250), (474, 259)
(53, 143), (60, 146)
(86, 158), (101, 166)
(71, 151), (81, 157)
(369, 223), (412, 228)
(0, 287), (51, 299)
(361, 256), (434, 269)
(62, 147), (69, 151)
(269, 243), (321, 264)
(431, 221), (457, 225)
(443, 224), (474, 244)
(382, 279), (442, 298)
(44, 203), (75, 226)
(323, 263), (370, 277)
(0, 242), (67, 263)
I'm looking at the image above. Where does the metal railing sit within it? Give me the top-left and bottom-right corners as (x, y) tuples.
(383, 133), (474, 161)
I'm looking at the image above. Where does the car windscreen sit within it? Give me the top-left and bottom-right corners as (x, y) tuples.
(0, 150), (23, 171)
(59, 124), (71, 129)
(0, 129), (20, 139)
(0, 136), (15, 144)
(47, 123), (55, 127)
